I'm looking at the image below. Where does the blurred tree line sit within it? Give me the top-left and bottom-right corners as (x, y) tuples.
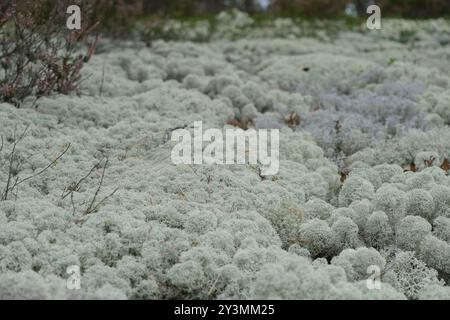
(142, 0), (450, 18)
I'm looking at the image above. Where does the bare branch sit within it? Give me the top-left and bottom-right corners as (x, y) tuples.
(70, 192), (76, 216)
(84, 158), (108, 214)
(99, 60), (106, 96)
(62, 160), (100, 200)
(163, 124), (189, 144)
(89, 187), (119, 214)
(2, 125), (29, 200)
(13, 143), (70, 188)
(2, 135), (71, 200)
(61, 157), (118, 216)
(83, 158), (118, 215)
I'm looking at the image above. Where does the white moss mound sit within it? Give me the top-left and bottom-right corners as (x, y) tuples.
(1, 13), (450, 300)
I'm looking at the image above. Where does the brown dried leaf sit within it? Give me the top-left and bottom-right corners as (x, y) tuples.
(441, 159), (450, 172)
(285, 112), (300, 129)
(404, 162), (417, 173)
(424, 156), (435, 168)
(227, 118), (250, 130)
(340, 168), (350, 183)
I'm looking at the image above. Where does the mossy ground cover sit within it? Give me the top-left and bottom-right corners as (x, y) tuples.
(1, 11), (450, 299)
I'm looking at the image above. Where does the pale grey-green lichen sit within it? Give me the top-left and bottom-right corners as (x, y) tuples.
(0, 13), (450, 300)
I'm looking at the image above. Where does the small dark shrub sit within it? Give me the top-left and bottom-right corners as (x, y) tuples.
(0, 0), (98, 107)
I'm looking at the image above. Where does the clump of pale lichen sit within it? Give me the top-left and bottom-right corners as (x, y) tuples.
(1, 12), (450, 300)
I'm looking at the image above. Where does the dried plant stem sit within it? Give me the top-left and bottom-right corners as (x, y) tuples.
(62, 157), (118, 216)
(99, 60), (106, 96)
(10, 143), (71, 191)
(2, 125), (29, 200)
(62, 161), (99, 200)
(1, 125), (70, 200)
(84, 158), (118, 215)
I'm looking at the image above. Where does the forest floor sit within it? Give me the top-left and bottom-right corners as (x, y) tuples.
(1, 14), (450, 299)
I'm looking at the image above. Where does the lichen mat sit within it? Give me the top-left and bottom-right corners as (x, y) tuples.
(0, 11), (450, 300)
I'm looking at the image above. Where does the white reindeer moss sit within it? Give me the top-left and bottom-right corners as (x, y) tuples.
(339, 176), (375, 207)
(364, 211), (393, 249)
(396, 216), (432, 252)
(418, 285), (450, 300)
(331, 247), (385, 282)
(390, 251), (443, 300)
(1, 13), (450, 299)
(419, 236), (450, 274)
(373, 185), (407, 226)
(433, 217), (450, 242)
(406, 189), (435, 221)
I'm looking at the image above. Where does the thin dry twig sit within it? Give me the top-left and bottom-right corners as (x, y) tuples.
(99, 60), (106, 96)
(88, 187), (119, 214)
(62, 161), (100, 200)
(1, 124), (70, 200)
(85, 158), (108, 213)
(0, 135), (4, 168)
(83, 158), (118, 215)
(62, 157), (118, 216)
(163, 124), (189, 144)
(10, 143), (71, 191)
(2, 125), (29, 200)
(207, 275), (221, 298)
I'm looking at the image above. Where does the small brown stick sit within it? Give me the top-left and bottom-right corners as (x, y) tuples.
(88, 187), (118, 214)
(2, 125), (29, 200)
(87, 159), (108, 210)
(62, 160), (100, 200)
(84, 158), (118, 215)
(99, 60), (106, 96)
(207, 275), (221, 298)
(2, 133), (70, 200)
(0, 135), (4, 168)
